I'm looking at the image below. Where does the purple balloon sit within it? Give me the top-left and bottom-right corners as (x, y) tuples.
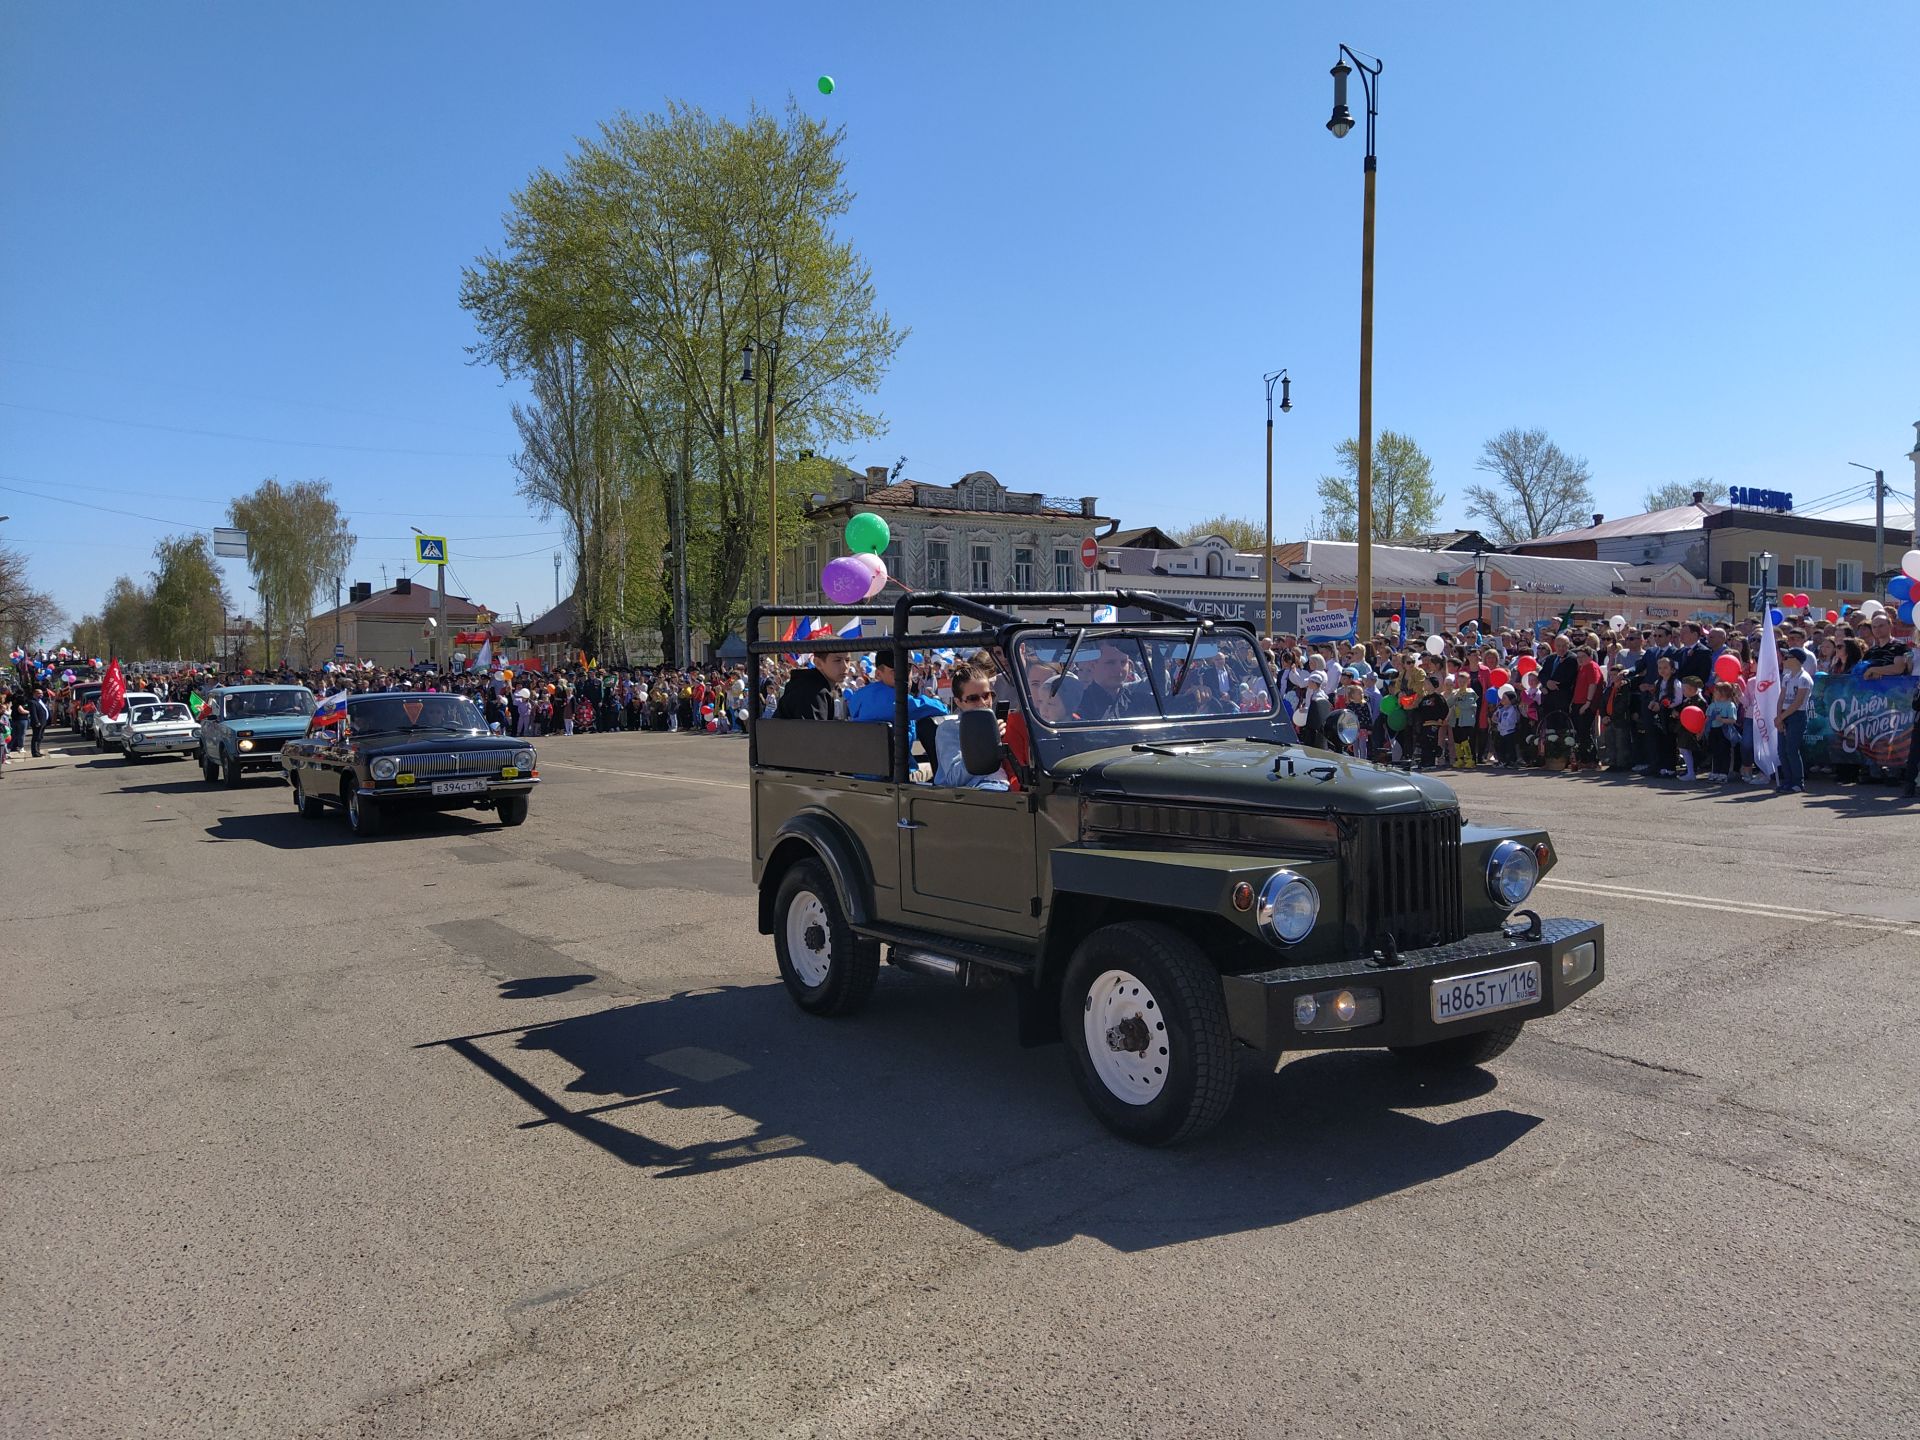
(822, 555), (872, 604)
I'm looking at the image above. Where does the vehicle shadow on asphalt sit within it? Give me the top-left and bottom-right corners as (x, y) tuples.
(203, 809), (497, 847)
(420, 978), (1540, 1253)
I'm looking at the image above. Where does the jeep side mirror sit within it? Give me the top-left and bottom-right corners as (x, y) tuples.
(958, 706), (1002, 776)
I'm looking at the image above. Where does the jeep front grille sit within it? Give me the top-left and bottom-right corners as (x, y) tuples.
(1366, 811), (1464, 950)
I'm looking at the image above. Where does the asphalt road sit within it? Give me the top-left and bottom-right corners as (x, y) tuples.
(3, 731), (1915, 1438)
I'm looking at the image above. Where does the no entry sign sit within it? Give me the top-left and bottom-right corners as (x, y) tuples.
(1080, 537), (1099, 570)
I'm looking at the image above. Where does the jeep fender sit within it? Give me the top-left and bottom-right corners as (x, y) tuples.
(757, 810), (875, 934)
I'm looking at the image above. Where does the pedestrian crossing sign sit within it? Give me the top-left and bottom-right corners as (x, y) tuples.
(415, 535), (448, 564)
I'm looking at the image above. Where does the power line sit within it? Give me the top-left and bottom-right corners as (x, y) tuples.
(0, 480), (211, 532)
(0, 400), (510, 459)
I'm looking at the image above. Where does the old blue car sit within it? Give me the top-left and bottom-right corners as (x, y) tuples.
(198, 684), (317, 786)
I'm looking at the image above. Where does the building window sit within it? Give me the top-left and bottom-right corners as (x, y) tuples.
(1205, 550), (1223, 577)
(970, 542), (992, 589)
(1747, 553), (1769, 589)
(1793, 556), (1819, 590)
(803, 543), (819, 598)
(882, 539), (903, 586)
(1836, 559), (1862, 593)
(926, 540), (950, 590)
(1013, 546), (1035, 590)
(1053, 546), (1074, 590)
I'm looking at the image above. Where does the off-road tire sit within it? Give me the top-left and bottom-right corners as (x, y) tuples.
(291, 772), (324, 819)
(772, 859), (880, 1017)
(221, 754), (240, 788)
(202, 750), (220, 784)
(1060, 920), (1236, 1147)
(345, 785), (384, 837)
(1391, 1017), (1524, 1069)
(495, 794), (529, 827)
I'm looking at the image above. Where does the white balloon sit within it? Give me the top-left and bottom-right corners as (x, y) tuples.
(1902, 550), (1920, 583)
(1424, 634), (1445, 656)
(1609, 614), (1627, 632)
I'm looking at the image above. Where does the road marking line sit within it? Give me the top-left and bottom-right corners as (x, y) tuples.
(1543, 876), (1913, 926)
(1541, 878), (1920, 938)
(539, 759), (747, 790)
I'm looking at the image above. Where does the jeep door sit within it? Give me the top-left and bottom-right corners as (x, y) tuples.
(897, 784), (1040, 940)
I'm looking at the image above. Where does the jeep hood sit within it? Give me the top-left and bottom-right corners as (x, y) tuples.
(227, 716), (314, 737)
(1049, 738), (1458, 815)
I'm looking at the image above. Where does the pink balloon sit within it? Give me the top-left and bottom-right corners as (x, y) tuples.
(848, 551), (888, 599)
(821, 556), (871, 604)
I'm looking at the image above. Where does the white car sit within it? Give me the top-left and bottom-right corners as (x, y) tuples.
(97, 692), (161, 752)
(123, 702), (202, 762)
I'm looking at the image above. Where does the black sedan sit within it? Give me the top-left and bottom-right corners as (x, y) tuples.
(280, 692), (537, 836)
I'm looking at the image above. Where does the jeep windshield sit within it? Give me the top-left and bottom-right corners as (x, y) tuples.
(1012, 629), (1279, 727)
(346, 695), (486, 737)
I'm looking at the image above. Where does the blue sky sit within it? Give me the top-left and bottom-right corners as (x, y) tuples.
(3, 0), (1915, 633)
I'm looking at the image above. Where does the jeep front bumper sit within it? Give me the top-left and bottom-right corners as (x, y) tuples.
(1220, 916), (1604, 1053)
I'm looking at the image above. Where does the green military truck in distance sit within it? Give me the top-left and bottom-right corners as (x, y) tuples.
(747, 591), (1605, 1146)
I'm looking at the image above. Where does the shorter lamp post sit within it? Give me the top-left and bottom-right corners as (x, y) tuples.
(1475, 547), (1488, 628)
(1758, 551), (1774, 617)
(1263, 368), (1292, 636)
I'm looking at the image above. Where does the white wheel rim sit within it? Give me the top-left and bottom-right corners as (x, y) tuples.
(785, 891), (833, 987)
(1083, 968), (1170, 1105)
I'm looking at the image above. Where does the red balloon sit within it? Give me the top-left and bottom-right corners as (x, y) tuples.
(1825, 609), (1839, 623)
(1488, 667), (1510, 688)
(1679, 705), (1708, 736)
(1514, 655), (1539, 676)
(1712, 654), (1742, 683)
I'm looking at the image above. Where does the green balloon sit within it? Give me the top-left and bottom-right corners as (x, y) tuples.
(1386, 710), (1407, 731)
(1379, 693), (1399, 713)
(844, 511), (889, 555)
(817, 75), (835, 95)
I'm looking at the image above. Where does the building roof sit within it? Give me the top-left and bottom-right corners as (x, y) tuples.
(804, 469), (1109, 525)
(1105, 525), (1182, 549)
(308, 584), (489, 624)
(1274, 540), (1711, 596)
(1513, 502), (1726, 550)
(521, 595), (576, 640)
(1402, 528), (1495, 553)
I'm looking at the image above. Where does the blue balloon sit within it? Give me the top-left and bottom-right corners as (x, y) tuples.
(1901, 600), (1916, 624)
(1485, 688), (1499, 703)
(1890, 576), (1913, 603)
(1768, 607), (1784, 625)
(1853, 661), (1871, 679)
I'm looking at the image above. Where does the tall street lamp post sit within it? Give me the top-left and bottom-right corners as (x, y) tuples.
(1475, 546), (1488, 628)
(1262, 368), (1292, 637)
(741, 341), (779, 606)
(1326, 44), (1383, 635)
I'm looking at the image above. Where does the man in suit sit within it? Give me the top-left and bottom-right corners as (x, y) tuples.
(1674, 622), (1714, 687)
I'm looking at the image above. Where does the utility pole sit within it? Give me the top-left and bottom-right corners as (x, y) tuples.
(1263, 369), (1292, 638)
(1909, 422), (1920, 549)
(1851, 461), (1886, 581)
(334, 576), (342, 654)
(553, 551), (561, 609)
(675, 441), (692, 666)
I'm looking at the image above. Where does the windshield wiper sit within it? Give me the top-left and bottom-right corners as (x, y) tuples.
(1050, 626), (1088, 696)
(1171, 621), (1205, 696)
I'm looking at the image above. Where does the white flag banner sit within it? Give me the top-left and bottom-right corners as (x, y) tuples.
(472, 636), (493, 674)
(1751, 611), (1781, 777)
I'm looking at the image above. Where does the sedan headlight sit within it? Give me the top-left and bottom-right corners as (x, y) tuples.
(1486, 840), (1540, 907)
(371, 757), (399, 781)
(1256, 869), (1320, 945)
(512, 748), (535, 771)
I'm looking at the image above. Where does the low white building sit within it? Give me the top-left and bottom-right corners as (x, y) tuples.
(1097, 533), (1318, 634)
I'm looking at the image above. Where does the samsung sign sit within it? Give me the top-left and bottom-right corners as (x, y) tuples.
(1729, 486), (1793, 512)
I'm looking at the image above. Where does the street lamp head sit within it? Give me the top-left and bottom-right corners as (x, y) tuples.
(1327, 59), (1356, 138)
(739, 341), (755, 383)
(1278, 373), (1292, 413)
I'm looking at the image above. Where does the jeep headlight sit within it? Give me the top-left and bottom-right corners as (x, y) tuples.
(1256, 869), (1319, 945)
(1334, 710), (1360, 746)
(512, 748), (535, 771)
(1486, 840), (1540, 907)
(237, 738), (254, 751)
(371, 757), (399, 781)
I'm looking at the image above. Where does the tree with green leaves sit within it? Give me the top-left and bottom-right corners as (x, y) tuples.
(1463, 428), (1595, 544)
(1176, 515), (1267, 551)
(97, 575), (153, 659)
(147, 534), (229, 659)
(1314, 431), (1443, 542)
(462, 100), (905, 644)
(1643, 478), (1727, 511)
(228, 478), (354, 667)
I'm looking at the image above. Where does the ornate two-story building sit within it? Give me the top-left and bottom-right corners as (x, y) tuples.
(786, 467), (1112, 602)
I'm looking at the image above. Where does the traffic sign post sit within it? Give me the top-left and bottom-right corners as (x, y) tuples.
(1079, 537), (1099, 571)
(334, 644), (346, 660)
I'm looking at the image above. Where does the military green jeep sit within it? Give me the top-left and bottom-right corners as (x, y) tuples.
(748, 592), (1604, 1146)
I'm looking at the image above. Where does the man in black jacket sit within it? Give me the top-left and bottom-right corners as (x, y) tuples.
(1674, 622), (1714, 687)
(774, 651), (850, 720)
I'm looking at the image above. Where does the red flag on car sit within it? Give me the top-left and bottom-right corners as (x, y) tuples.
(100, 658), (126, 719)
